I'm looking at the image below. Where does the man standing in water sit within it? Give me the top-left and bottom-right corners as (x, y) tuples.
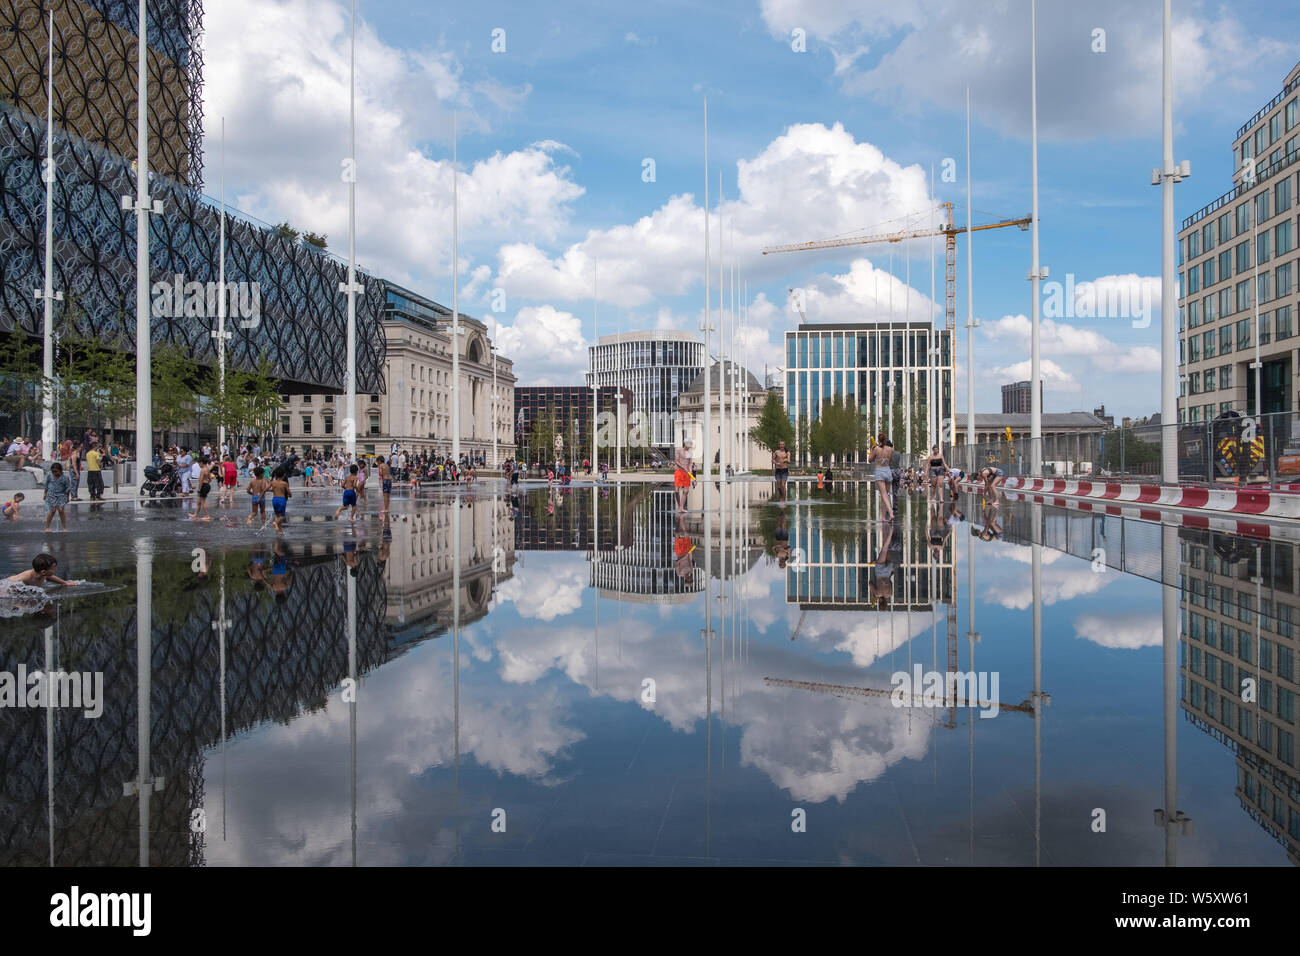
(190, 457), (214, 522)
(674, 439), (694, 512)
(772, 440), (791, 504)
(378, 456), (393, 515)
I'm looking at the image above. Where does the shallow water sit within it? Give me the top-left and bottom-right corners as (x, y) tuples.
(0, 481), (1296, 866)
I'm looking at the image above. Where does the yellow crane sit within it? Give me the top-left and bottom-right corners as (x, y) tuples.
(762, 203), (1031, 331)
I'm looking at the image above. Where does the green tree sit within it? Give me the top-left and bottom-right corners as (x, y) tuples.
(795, 414), (809, 466)
(530, 404), (558, 466)
(810, 397), (857, 464)
(0, 325), (44, 435)
(274, 222), (299, 242)
(152, 342), (199, 447)
(302, 231), (328, 249)
(751, 391), (794, 457)
(1102, 426), (1159, 471)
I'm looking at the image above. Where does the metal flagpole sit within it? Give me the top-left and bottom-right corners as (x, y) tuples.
(702, 97), (711, 497)
(719, 171), (726, 483)
(592, 258), (597, 476)
(216, 117), (227, 454)
(130, 0), (161, 470)
(38, 10), (61, 456)
(452, 110), (460, 465)
(966, 87), (977, 472)
(1029, 0), (1045, 473)
(341, 0), (360, 461)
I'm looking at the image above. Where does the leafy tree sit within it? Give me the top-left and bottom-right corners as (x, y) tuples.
(810, 397), (858, 464)
(274, 222), (299, 242)
(152, 341), (199, 447)
(302, 231), (328, 249)
(0, 325), (44, 435)
(751, 391), (794, 456)
(1102, 426), (1159, 471)
(795, 414), (809, 467)
(54, 330), (134, 434)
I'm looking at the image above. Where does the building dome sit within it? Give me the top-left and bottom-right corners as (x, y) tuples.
(682, 361), (764, 397)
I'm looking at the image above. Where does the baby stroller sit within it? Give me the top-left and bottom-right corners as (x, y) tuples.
(140, 462), (182, 498)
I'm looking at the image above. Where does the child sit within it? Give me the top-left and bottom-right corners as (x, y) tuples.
(220, 454), (238, 507)
(2, 492), (24, 519)
(7, 552), (79, 587)
(356, 461), (368, 506)
(245, 466), (268, 527)
(378, 457), (392, 515)
(190, 457), (213, 521)
(269, 468), (292, 533)
(43, 462), (72, 532)
(335, 464), (359, 521)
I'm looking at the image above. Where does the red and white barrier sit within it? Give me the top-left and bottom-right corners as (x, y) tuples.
(956, 476), (1300, 521)
(994, 489), (1300, 542)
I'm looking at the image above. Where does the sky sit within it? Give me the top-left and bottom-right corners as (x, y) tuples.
(198, 0), (1300, 421)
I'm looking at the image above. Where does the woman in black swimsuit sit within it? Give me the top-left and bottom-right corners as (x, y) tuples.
(926, 445), (950, 497)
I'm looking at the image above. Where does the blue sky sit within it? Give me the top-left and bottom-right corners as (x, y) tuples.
(201, 0), (1300, 420)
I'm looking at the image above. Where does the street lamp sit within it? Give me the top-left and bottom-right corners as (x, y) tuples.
(490, 342), (498, 470)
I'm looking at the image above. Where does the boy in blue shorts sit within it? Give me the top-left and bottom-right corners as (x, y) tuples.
(269, 467), (292, 533)
(334, 464), (359, 521)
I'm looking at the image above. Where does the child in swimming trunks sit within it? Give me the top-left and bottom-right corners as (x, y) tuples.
(245, 467), (269, 526)
(335, 465), (359, 522)
(269, 469), (292, 533)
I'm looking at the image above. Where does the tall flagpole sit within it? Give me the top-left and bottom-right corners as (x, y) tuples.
(591, 258), (597, 475)
(1158, 0), (1187, 482)
(131, 0), (158, 469)
(719, 171), (726, 482)
(1029, 0), (1044, 473)
(342, 0), (359, 461)
(452, 110), (460, 465)
(216, 116), (227, 453)
(39, 10), (60, 455)
(966, 88), (977, 471)
(701, 97), (711, 495)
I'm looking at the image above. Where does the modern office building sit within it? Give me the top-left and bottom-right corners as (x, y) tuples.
(1178, 530), (1300, 865)
(1178, 61), (1300, 425)
(1001, 380), (1043, 415)
(588, 330), (705, 449)
(0, 0), (387, 445)
(277, 283), (516, 460)
(784, 321), (954, 461)
(514, 384), (633, 467)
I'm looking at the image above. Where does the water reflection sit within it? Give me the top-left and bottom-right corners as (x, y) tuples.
(1, 483), (1298, 865)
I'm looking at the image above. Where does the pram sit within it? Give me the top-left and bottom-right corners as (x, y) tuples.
(139, 462), (182, 498)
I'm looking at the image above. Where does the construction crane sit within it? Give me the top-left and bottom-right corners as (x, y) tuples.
(763, 676), (1043, 730)
(763, 203), (1031, 331)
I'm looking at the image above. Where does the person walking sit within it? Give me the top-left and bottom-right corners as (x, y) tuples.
(43, 462), (72, 532)
(869, 432), (894, 521)
(85, 440), (105, 500)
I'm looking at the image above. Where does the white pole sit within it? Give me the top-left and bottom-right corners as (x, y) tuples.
(702, 97), (711, 495)
(452, 110), (460, 465)
(719, 171), (726, 482)
(1158, 0), (1184, 483)
(40, 10), (58, 455)
(930, 164), (936, 451)
(217, 117), (226, 454)
(1029, 0), (1044, 474)
(616, 307), (622, 476)
(491, 345), (498, 469)
(1252, 204), (1262, 427)
(592, 258), (597, 476)
(732, 255), (738, 475)
(905, 225), (911, 460)
(343, 0), (358, 461)
(966, 87), (977, 470)
(133, 0), (153, 469)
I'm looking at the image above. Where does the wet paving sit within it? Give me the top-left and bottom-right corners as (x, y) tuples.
(1, 479), (1297, 866)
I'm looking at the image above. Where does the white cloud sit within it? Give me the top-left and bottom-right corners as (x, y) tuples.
(758, 0), (1298, 139)
(1074, 613), (1163, 649)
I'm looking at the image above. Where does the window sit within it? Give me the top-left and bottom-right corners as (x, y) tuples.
(1188, 230), (1200, 258)
(368, 414), (381, 435)
(1220, 324), (1233, 353)
(1271, 113), (1283, 145)
(1278, 220), (1294, 255)
(1220, 402), (1233, 415)
(1218, 249), (1233, 282)
(1205, 293), (1218, 324)
(1203, 219), (1217, 251)
(1202, 258), (1215, 287)
(301, 415), (312, 434)
(1220, 364), (1232, 389)
(1188, 337), (1200, 362)
(1186, 268), (1199, 293)
(1278, 305), (1294, 339)
(1261, 638), (1274, 672)
(1206, 654), (1218, 682)
(1257, 191), (1272, 224)
(1276, 261), (1293, 298)
(1258, 270), (1271, 305)
(1189, 372), (1200, 394)
(1255, 127), (1267, 156)
(1277, 177), (1292, 214)
(1203, 369), (1216, 391)
(1236, 204), (1250, 236)
(1236, 241), (1251, 273)
(1289, 97), (1299, 131)
(1279, 645), (1295, 682)
(1219, 211), (1232, 242)
(279, 415), (290, 433)
(1236, 281), (1252, 314)
(369, 394), (380, 402)
(1202, 328), (1215, 357)
(323, 417), (334, 434)
(1258, 229), (1271, 264)
(280, 394), (290, 403)
(1189, 299), (1203, 328)
(324, 394), (334, 403)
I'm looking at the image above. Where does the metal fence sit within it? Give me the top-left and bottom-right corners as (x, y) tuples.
(946, 409), (1300, 487)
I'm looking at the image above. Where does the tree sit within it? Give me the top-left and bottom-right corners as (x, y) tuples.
(152, 342), (199, 448)
(54, 330), (134, 435)
(795, 414), (809, 466)
(0, 325), (44, 436)
(274, 222), (299, 242)
(530, 404), (558, 466)
(1102, 426), (1159, 471)
(810, 397), (857, 464)
(302, 231), (328, 249)
(751, 391), (794, 458)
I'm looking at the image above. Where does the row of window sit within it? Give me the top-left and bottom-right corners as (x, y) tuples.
(1183, 176), (1298, 263)
(1185, 606), (1299, 675)
(1184, 307), (1295, 365)
(1184, 220), (1294, 293)
(1239, 770), (1300, 841)
(1186, 678), (1298, 769)
(280, 393), (382, 404)
(279, 414), (382, 436)
(1238, 96), (1300, 166)
(1184, 262), (1296, 318)
(786, 332), (953, 371)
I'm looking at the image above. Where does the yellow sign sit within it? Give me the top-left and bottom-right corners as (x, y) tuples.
(1005, 426), (1013, 442)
